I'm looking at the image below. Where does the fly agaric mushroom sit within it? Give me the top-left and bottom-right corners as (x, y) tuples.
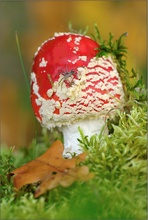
(31, 32), (125, 158)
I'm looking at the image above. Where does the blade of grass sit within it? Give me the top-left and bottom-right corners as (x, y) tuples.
(15, 31), (38, 158)
(15, 31), (30, 93)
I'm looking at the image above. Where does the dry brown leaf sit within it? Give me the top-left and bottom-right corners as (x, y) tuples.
(35, 165), (94, 198)
(9, 140), (93, 197)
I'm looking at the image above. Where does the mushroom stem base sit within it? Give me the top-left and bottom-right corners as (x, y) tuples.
(60, 118), (106, 158)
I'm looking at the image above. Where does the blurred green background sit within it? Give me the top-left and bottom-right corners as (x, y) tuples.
(0, 0), (146, 148)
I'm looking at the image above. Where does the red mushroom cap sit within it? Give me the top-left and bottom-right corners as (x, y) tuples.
(31, 32), (124, 129)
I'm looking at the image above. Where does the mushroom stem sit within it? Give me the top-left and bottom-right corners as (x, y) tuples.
(60, 118), (106, 158)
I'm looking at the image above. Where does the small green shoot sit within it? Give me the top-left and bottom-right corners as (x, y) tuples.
(68, 21), (89, 35)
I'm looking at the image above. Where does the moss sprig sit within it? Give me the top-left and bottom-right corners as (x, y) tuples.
(79, 104), (147, 178)
(92, 24), (128, 59)
(92, 24), (146, 103)
(0, 147), (15, 200)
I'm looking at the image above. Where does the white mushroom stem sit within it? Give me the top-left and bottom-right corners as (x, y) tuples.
(60, 118), (106, 158)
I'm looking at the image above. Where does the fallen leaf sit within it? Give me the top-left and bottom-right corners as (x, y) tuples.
(9, 140), (93, 197)
(35, 165), (93, 198)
